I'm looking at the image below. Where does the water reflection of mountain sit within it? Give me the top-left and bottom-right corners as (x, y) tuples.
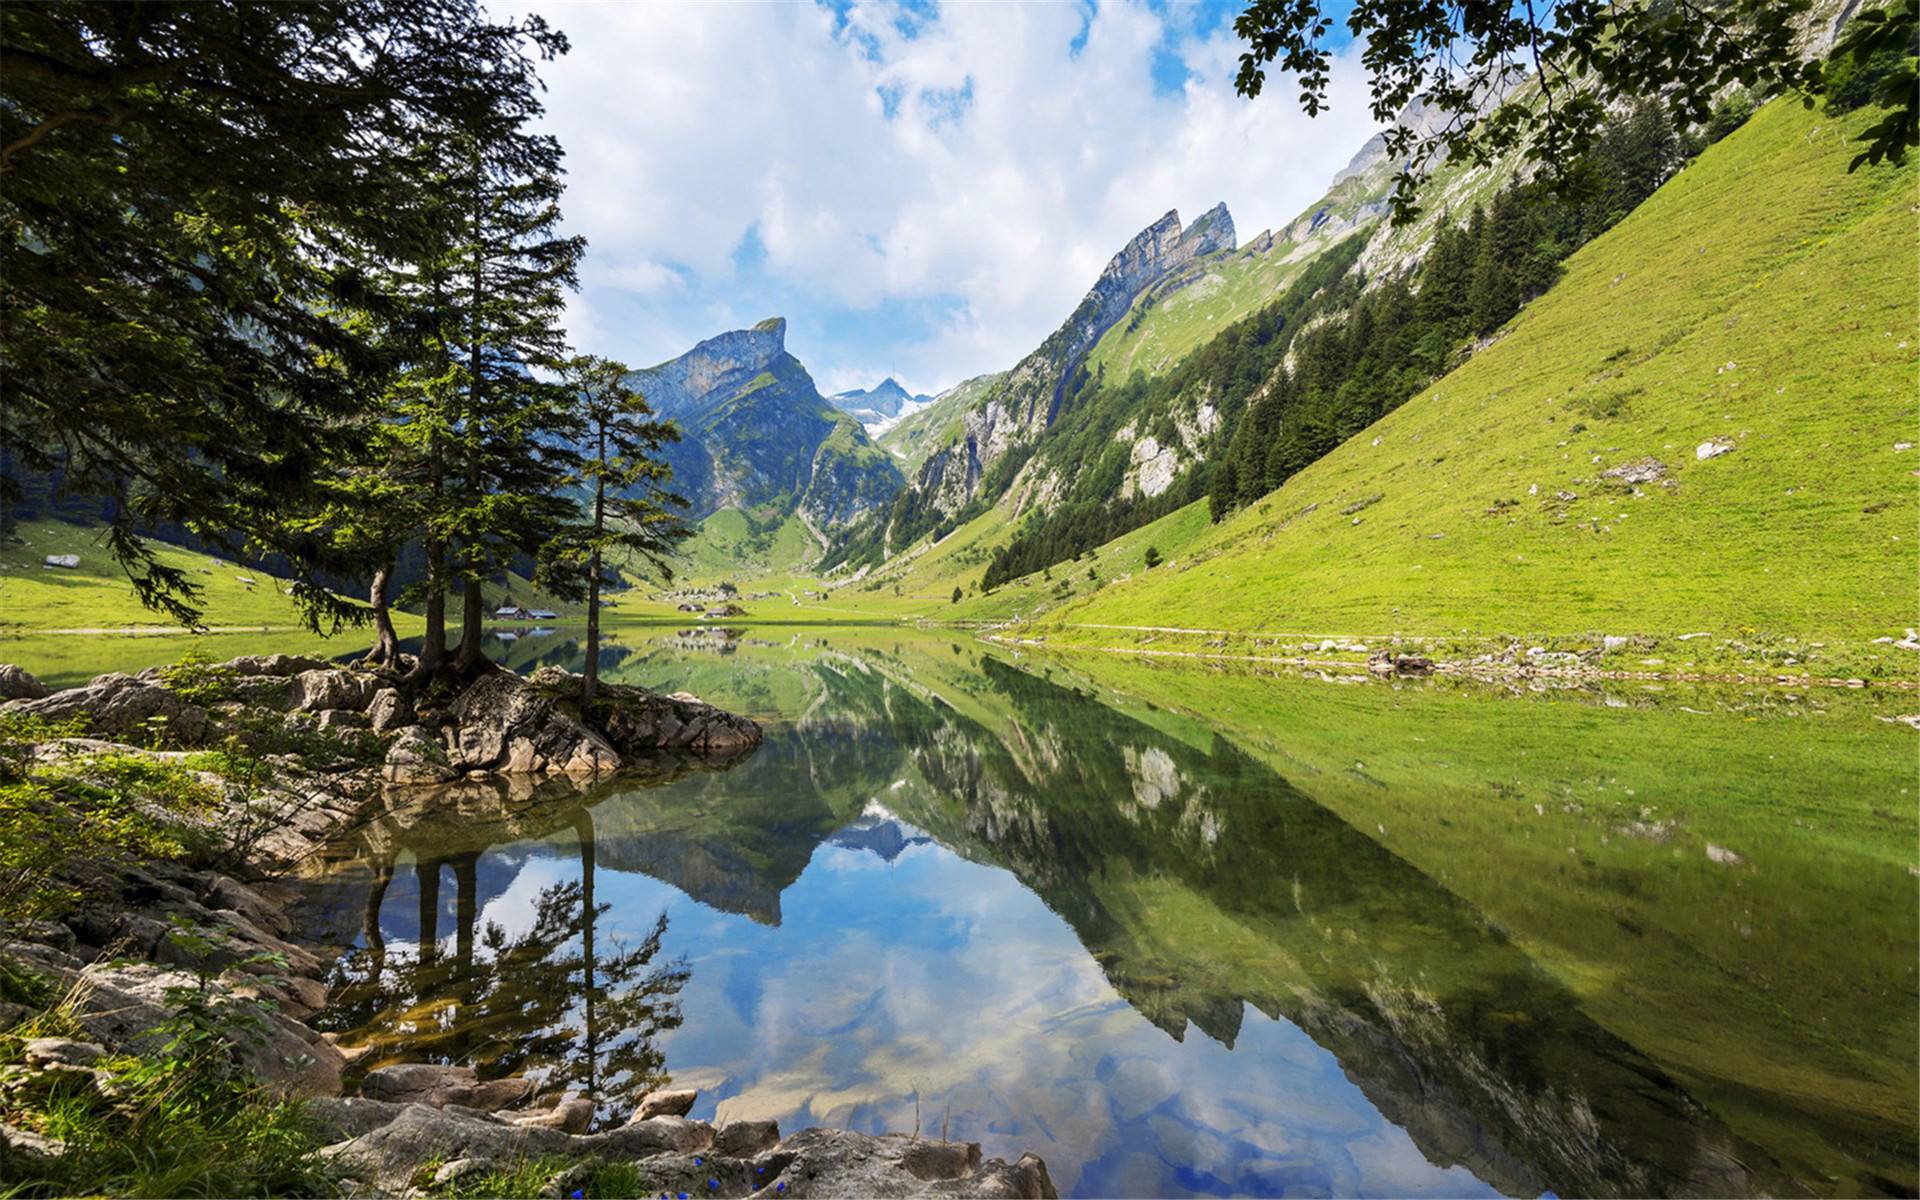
(306, 640), (1818, 1198)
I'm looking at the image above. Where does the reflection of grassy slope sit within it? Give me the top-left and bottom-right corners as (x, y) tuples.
(1033, 102), (1917, 662)
(1039, 647), (1917, 1195)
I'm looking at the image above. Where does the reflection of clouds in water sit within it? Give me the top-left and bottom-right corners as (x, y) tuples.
(596, 838), (1495, 1199)
(476, 854), (573, 944)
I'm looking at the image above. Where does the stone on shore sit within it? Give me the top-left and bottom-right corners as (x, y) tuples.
(631, 1086), (699, 1120)
(383, 725), (457, 784)
(0, 665), (49, 701)
(291, 667), (379, 714)
(4, 674), (211, 744)
(358, 1062), (535, 1112)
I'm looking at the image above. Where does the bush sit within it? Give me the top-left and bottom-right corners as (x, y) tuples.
(1143, 545), (1162, 569)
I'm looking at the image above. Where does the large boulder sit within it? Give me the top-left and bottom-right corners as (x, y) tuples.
(382, 725), (457, 785)
(4, 674), (211, 744)
(290, 668), (379, 714)
(448, 672), (619, 776)
(366, 688), (410, 733)
(71, 961), (345, 1096)
(219, 654), (330, 677)
(630, 1086), (698, 1120)
(0, 665), (49, 701)
(358, 1063), (533, 1112)
(322, 1104), (582, 1191)
(519, 668), (763, 759)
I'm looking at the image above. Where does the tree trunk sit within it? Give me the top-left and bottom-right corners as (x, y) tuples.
(454, 573), (485, 673)
(410, 539), (447, 683)
(584, 425), (606, 705)
(367, 563), (400, 666)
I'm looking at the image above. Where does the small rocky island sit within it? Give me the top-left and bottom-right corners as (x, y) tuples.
(0, 655), (1055, 1198)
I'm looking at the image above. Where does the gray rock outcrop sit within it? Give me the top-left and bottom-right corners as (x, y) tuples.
(4, 673), (212, 743)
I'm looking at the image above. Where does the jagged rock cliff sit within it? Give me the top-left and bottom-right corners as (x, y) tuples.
(902, 204), (1235, 522)
(621, 319), (903, 533)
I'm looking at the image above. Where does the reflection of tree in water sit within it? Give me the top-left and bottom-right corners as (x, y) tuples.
(320, 811), (688, 1128)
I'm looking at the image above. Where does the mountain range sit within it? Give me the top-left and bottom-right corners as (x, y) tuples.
(619, 317), (901, 538)
(827, 377), (933, 432)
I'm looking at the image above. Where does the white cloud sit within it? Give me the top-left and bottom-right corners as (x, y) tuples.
(522, 0), (1378, 396)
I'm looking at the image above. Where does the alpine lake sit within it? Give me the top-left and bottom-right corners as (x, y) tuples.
(6, 623), (1915, 1198)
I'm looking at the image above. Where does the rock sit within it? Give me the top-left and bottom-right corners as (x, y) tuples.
(513, 1096), (593, 1134)
(739, 1128), (1057, 1199)
(1601, 457), (1666, 485)
(291, 668), (379, 713)
(323, 1103), (577, 1191)
(43, 554), (80, 569)
(1603, 635), (1629, 651)
(448, 672), (619, 776)
(219, 653), (331, 677)
(5, 674), (211, 744)
(713, 1119), (779, 1158)
(21, 1038), (107, 1070)
(433, 1158), (494, 1187)
(1, 1121), (65, 1169)
(1367, 652), (1434, 677)
(304, 1096), (413, 1143)
(358, 1063), (536, 1113)
(316, 708), (366, 730)
(366, 688), (409, 733)
(598, 1115), (715, 1157)
(383, 725), (457, 785)
(0, 665), (49, 701)
(1706, 843), (1745, 866)
(72, 961), (344, 1096)
(225, 674), (296, 710)
(632, 1086), (699, 1120)
(1695, 437), (1735, 461)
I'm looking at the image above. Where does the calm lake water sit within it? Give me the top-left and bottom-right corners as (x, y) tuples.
(269, 626), (1914, 1198)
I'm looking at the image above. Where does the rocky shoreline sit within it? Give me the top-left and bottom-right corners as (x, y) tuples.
(0, 655), (1056, 1198)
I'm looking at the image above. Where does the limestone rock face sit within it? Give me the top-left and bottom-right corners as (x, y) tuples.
(4, 674), (211, 744)
(220, 654), (330, 677)
(0, 665), (50, 701)
(616, 317), (903, 532)
(906, 205), (1235, 520)
(366, 687), (409, 733)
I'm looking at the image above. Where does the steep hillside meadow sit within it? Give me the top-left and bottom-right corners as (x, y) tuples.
(999, 100), (1915, 674)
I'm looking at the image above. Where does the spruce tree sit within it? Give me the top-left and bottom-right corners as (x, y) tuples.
(542, 356), (687, 704)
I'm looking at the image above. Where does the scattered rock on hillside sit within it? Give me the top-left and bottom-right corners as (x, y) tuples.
(1601, 457), (1667, 485)
(1695, 437), (1735, 461)
(0, 665), (49, 701)
(366, 687), (408, 733)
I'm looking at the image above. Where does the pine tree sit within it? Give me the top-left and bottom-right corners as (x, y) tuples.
(542, 356), (686, 704)
(1, 1), (571, 624)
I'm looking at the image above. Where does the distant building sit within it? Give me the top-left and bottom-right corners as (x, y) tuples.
(494, 605), (534, 621)
(527, 609), (559, 620)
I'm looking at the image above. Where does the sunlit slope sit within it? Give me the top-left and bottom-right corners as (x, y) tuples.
(1039, 101), (1918, 650)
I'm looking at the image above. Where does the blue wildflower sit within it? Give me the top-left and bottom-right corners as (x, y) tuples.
(776, 1184), (787, 1194)
(571, 1192), (584, 1199)
(707, 1180), (719, 1191)
(694, 1157), (703, 1166)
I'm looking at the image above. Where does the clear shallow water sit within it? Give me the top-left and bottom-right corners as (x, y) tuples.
(297, 626), (1918, 1198)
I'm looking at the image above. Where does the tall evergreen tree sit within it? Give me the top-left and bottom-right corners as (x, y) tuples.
(543, 356), (687, 704)
(0, 1), (569, 625)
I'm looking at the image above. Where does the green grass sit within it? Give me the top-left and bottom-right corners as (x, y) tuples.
(1029, 100), (1917, 672)
(0, 520), (342, 634)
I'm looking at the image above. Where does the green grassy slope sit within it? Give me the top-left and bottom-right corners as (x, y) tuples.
(675, 507), (821, 582)
(0, 520), (356, 633)
(1029, 100), (1917, 665)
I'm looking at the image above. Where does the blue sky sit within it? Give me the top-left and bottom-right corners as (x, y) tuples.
(527, 0), (1377, 397)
